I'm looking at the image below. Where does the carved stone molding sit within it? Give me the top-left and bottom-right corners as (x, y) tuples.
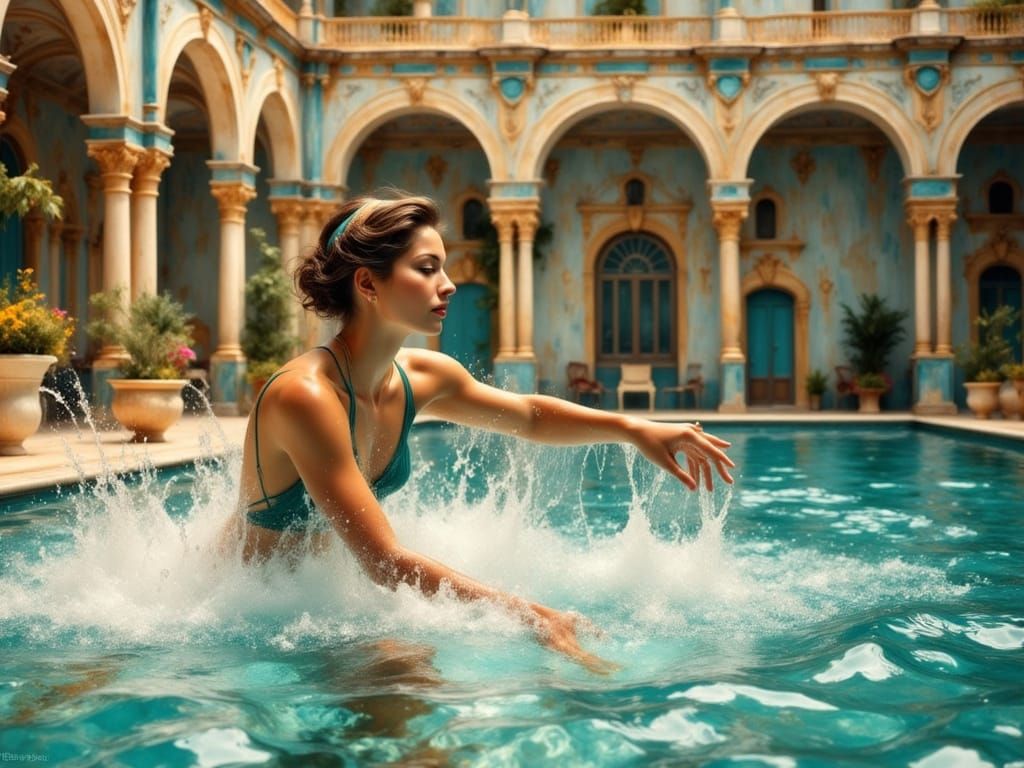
(269, 199), (304, 229)
(515, 212), (539, 241)
(904, 63), (949, 134)
(711, 207), (747, 242)
(611, 74), (641, 103)
(753, 253), (784, 285)
(198, 5), (213, 39)
(578, 201), (692, 241)
(134, 149), (171, 182)
(705, 71), (749, 136)
(490, 213), (515, 242)
(814, 71), (840, 102)
(236, 36), (255, 90)
(117, 0), (139, 32)
(273, 56), (284, 91)
(403, 77), (428, 105)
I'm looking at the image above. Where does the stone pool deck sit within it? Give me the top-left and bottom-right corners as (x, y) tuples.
(1, 410), (1021, 499)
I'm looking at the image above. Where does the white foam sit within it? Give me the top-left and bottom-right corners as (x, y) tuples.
(813, 643), (902, 683)
(672, 683), (836, 711)
(909, 746), (995, 768)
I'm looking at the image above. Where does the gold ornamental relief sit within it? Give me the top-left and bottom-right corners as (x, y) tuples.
(88, 144), (142, 176)
(712, 208), (746, 241)
(134, 150), (172, 182)
(210, 183), (257, 217)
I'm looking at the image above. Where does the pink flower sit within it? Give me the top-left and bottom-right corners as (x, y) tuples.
(169, 345), (197, 368)
(52, 308), (68, 319)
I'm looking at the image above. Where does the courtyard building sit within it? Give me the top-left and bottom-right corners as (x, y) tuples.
(1, 0), (1022, 414)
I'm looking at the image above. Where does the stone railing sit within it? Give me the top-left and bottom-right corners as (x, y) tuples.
(530, 17), (713, 48)
(945, 5), (1024, 36)
(747, 10), (914, 44)
(319, 17), (501, 50)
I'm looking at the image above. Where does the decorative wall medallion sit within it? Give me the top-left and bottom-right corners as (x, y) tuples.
(755, 253), (783, 285)
(118, 0), (139, 32)
(403, 77), (427, 105)
(425, 155), (448, 187)
(490, 71), (533, 142)
(904, 63), (949, 133)
(814, 71), (840, 101)
(236, 36), (255, 89)
(706, 72), (749, 135)
(198, 5), (213, 39)
(860, 145), (885, 183)
(818, 268), (834, 314)
(791, 151), (816, 185)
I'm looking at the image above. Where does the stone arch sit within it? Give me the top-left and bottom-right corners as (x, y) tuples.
(741, 255), (812, 408)
(730, 81), (925, 179)
(0, 0), (126, 113)
(939, 80), (1024, 176)
(516, 82), (725, 181)
(245, 72), (301, 179)
(157, 14), (243, 161)
(324, 88), (506, 186)
(0, 113), (39, 165)
(583, 217), (689, 378)
(964, 230), (1024, 346)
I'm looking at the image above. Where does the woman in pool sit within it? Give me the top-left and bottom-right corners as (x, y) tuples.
(221, 193), (735, 672)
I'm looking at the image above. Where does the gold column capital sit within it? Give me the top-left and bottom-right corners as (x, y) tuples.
(270, 198), (305, 228)
(490, 212), (516, 242)
(133, 148), (172, 182)
(87, 142), (142, 179)
(711, 205), (748, 242)
(514, 212), (540, 241)
(210, 182), (256, 222)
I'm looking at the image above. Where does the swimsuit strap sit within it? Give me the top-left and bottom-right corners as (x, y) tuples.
(315, 345), (357, 438)
(252, 369), (292, 508)
(394, 361), (416, 434)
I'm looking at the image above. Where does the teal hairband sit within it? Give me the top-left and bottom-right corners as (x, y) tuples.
(326, 202), (370, 251)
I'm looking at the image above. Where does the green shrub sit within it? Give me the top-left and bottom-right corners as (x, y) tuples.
(87, 290), (195, 379)
(241, 228), (298, 379)
(957, 305), (1017, 382)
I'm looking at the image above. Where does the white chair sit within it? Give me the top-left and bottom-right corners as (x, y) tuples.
(617, 363), (656, 411)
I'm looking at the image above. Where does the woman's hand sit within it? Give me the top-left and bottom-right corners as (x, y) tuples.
(528, 604), (619, 675)
(630, 420), (735, 491)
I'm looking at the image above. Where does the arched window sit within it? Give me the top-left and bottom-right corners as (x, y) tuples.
(980, 264), (1023, 362)
(755, 198), (777, 240)
(597, 233), (675, 362)
(625, 178), (645, 206)
(461, 198), (487, 240)
(988, 181), (1014, 215)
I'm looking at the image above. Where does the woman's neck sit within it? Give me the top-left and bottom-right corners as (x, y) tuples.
(333, 319), (405, 404)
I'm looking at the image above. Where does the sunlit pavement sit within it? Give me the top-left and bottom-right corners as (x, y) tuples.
(1, 410), (1020, 498)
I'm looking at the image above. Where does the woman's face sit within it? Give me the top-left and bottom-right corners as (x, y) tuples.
(376, 225), (456, 336)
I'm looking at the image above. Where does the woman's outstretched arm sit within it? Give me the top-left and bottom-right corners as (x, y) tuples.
(269, 373), (614, 674)
(412, 350), (735, 491)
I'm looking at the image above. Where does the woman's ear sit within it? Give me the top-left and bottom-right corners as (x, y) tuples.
(353, 267), (377, 304)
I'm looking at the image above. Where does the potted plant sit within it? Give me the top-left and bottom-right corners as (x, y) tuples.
(956, 305), (1016, 419)
(841, 293), (908, 414)
(1002, 361), (1024, 420)
(1, 161), (64, 222)
(805, 369), (827, 411)
(241, 228), (298, 404)
(87, 290), (196, 442)
(0, 269), (75, 454)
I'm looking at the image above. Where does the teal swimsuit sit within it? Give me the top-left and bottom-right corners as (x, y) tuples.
(245, 345), (416, 532)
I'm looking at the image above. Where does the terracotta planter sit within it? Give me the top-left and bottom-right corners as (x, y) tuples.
(856, 387), (884, 414)
(809, 394), (822, 411)
(109, 379), (187, 442)
(0, 354), (57, 455)
(964, 381), (1001, 419)
(998, 380), (1021, 420)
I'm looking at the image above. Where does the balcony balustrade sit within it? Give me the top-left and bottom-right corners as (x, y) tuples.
(530, 17), (713, 49)
(747, 11), (913, 44)
(319, 17), (500, 50)
(946, 5), (1024, 36)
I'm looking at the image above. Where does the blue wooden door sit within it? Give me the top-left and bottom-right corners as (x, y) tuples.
(440, 283), (493, 379)
(747, 289), (795, 405)
(0, 138), (24, 284)
(980, 265), (1022, 363)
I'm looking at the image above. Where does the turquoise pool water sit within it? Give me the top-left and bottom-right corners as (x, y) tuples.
(1, 424), (1023, 766)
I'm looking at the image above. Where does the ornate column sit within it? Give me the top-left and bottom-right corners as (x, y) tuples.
(908, 210), (933, 356)
(209, 181), (256, 416)
(515, 212), (538, 358)
(712, 201), (749, 412)
(269, 197), (304, 347)
(61, 226), (84, 355)
(130, 148), (172, 299)
(493, 213), (516, 357)
(934, 208), (956, 356)
(47, 221), (63, 307)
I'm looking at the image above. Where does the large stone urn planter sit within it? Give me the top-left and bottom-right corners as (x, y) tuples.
(109, 379), (188, 442)
(998, 380), (1021, 420)
(964, 381), (1002, 419)
(856, 387), (884, 414)
(0, 354), (57, 455)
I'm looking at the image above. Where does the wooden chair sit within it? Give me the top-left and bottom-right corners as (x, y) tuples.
(566, 361), (604, 404)
(662, 362), (704, 409)
(618, 363), (656, 411)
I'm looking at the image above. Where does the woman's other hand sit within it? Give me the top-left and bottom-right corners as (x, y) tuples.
(529, 604), (619, 675)
(631, 421), (735, 491)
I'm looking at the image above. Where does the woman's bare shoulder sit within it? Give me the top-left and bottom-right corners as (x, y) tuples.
(259, 354), (346, 415)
